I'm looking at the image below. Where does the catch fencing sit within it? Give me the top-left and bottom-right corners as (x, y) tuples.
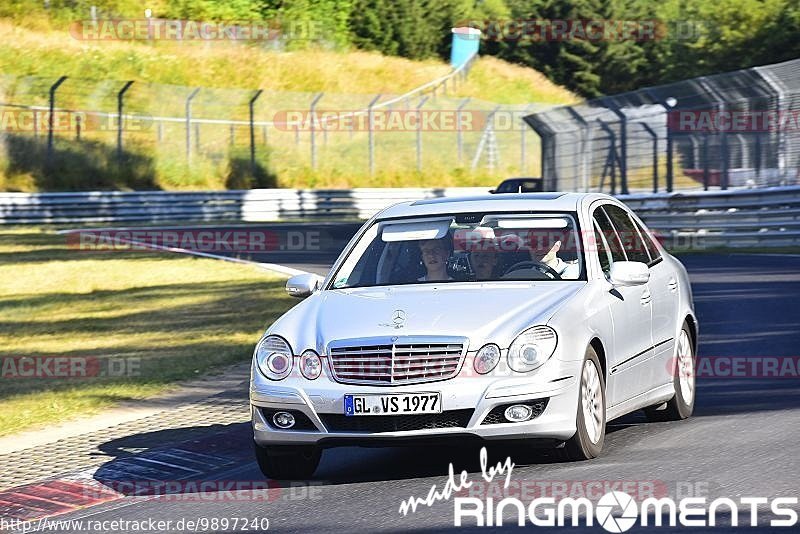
(0, 55), (553, 190)
(525, 58), (800, 195)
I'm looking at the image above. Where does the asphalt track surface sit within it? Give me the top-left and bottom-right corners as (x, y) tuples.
(16, 226), (800, 533)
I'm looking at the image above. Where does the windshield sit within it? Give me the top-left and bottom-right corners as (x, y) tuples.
(329, 212), (583, 289)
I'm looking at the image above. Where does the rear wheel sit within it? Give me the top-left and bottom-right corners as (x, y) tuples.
(563, 346), (606, 460)
(254, 442), (321, 480)
(645, 325), (695, 422)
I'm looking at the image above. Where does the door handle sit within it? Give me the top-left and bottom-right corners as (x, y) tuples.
(640, 289), (652, 306)
(668, 278), (678, 293)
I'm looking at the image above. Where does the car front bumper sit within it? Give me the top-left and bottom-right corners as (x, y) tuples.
(250, 359), (581, 447)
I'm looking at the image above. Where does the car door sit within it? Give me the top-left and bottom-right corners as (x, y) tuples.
(592, 205), (655, 406)
(630, 214), (680, 387)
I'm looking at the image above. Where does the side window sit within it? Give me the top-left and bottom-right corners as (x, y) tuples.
(593, 220), (613, 276)
(593, 207), (627, 263)
(602, 205), (650, 264)
(632, 217), (662, 264)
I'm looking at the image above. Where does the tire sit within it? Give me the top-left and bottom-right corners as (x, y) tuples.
(254, 442), (321, 480)
(645, 324), (695, 422)
(563, 346), (606, 461)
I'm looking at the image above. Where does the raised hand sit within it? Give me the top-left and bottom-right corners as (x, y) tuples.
(538, 240), (562, 266)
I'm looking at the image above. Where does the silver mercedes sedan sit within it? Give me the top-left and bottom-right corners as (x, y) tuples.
(250, 193), (698, 479)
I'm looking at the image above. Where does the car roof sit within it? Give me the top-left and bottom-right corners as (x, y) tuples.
(375, 192), (617, 219)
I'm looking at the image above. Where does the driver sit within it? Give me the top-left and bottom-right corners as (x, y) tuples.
(417, 238), (453, 282)
(470, 238), (499, 280)
(529, 239), (579, 278)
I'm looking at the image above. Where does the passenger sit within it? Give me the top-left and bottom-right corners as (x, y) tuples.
(417, 238), (452, 282)
(470, 243), (498, 280)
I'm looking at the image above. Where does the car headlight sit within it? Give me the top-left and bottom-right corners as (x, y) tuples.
(300, 350), (322, 380)
(255, 335), (293, 380)
(474, 344), (501, 374)
(507, 326), (557, 373)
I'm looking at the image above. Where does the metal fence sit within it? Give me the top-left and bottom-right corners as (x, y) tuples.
(3, 186), (800, 249)
(525, 58), (800, 194)
(0, 56), (554, 190)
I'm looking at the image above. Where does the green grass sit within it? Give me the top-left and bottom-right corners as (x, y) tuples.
(0, 227), (296, 436)
(0, 19), (576, 191)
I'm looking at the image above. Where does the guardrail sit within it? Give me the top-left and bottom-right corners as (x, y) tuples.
(2, 186), (799, 249)
(0, 188), (490, 224)
(620, 186), (800, 248)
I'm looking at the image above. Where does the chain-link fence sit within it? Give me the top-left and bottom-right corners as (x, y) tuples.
(0, 58), (554, 191)
(525, 58), (800, 194)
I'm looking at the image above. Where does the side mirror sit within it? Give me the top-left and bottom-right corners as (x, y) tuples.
(286, 273), (324, 298)
(609, 261), (649, 287)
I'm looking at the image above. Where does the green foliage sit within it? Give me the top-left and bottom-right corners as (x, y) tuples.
(488, 0), (800, 97)
(349, 0), (473, 59)
(3, 0), (797, 101)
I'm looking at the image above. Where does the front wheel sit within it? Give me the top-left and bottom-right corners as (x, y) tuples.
(645, 325), (695, 422)
(254, 442), (321, 480)
(563, 346), (606, 461)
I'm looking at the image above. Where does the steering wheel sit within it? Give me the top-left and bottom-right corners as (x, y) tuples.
(502, 260), (561, 280)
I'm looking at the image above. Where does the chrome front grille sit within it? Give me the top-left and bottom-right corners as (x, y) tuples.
(327, 337), (466, 385)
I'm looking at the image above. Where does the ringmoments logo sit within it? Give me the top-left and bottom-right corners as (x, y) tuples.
(452, 491), (798, 528)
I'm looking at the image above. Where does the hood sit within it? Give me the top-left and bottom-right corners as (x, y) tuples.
(269, 282), (585, 353)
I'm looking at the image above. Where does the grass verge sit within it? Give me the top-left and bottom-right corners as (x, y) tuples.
(0, 227), (295, 436)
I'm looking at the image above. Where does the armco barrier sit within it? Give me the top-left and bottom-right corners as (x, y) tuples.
(620, 186), (800, 248)
(0, 188), (489, 224)
(2, 186), (800, 249)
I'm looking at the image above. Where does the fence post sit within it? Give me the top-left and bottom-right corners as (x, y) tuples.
(701, 134), (710, 191)
(456, 97), (470, 164)
(640, 123), (659, 193)
(666, 128), (674, 192)
(520, 105), (533, 174)
(117, 80), (134, 164)
(309, 92), (324, 169)
(75, 115), (81, 141)
(646, 90), (675, 192)
(719, 102), (729, 190)
(249, 89), (263, 175)
(754, 133), (762, 182)
(46, 76), (68, 166)
(185, 88), (200, 163)
(565, 106), (590, 192)
(597, 121), (617, 194)
(605, 102), (629, 194)
(368, 94), (381, 175)
(416, 96), (429, 172)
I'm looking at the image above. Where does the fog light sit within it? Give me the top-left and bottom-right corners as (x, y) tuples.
(272, 411), (296, 429)
(504, 404), (533, 422)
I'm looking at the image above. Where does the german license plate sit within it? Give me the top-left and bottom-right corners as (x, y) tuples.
(343, 392), (441, 416)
